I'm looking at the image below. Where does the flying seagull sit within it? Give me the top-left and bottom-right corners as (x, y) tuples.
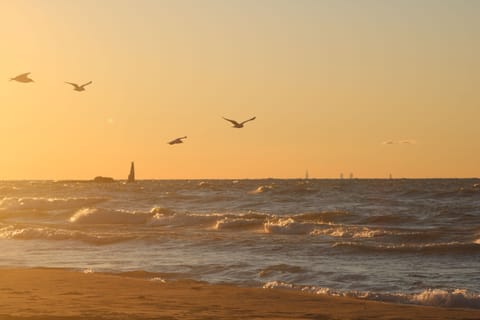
(65, 81), (92, 91)
(10, 72), (34, 83)
(222, 116), (256, 128)
(168, 136), (187, 145)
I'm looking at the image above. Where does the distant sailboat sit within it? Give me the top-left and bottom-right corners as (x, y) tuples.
(128, 162), (135, 183)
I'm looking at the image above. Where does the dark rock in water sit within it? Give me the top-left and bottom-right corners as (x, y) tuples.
(93, 176), (115, 183)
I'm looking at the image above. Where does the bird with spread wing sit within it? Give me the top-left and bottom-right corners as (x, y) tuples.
(222, 116), (256, 128)
(65, 81), (92, 91)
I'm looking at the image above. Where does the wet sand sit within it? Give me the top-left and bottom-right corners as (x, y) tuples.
(0, 268), (479, 320)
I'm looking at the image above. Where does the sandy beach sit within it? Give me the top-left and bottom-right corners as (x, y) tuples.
(0, 268), (478, 320)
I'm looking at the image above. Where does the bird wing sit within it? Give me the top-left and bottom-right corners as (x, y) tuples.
(12, 72), (31, 80)
(241, 116), (256, 125)
(81, 81), (93, 88)
(223, 117), (240, 126)
(65, 82), (80, 89)
(168, 138), (181, 144)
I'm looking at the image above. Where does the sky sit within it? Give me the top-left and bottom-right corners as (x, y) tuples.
(0, 0), (479, 179)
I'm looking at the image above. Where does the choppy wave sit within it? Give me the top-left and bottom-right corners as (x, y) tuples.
(311, 226), (386, 238)
(150, 210), (220, 227)
(69, 207), (195, 225)
(363, 214), (414, 225)
(214, 217), (263, 231)
(0, 225), (132, 245)
(332, 241), (480, 255)
(248, 183), (319, 196)
(70, 208), (149, 224)
(1, 179), (479, 306)
(258, 264), (305, 277)
(263, 281), (480, 309)
(0, 197), (108, 212)
(249, 185), (274, 194)
(294, 211), (351, 223)
(264, 217), (388, 238)
(264, 218), (314, 234)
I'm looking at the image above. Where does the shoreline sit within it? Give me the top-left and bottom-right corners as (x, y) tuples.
(0, 268), (479, 319)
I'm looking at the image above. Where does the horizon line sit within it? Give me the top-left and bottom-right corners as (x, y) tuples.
(1, 177), (479, 182)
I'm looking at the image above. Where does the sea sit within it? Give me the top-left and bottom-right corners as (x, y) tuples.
(1, 179), (479, 309)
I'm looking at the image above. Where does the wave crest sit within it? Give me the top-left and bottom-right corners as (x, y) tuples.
(214, 217), (263, 231)
(263, 218), (314, 235)
(69, 208), (148, 224)
(249, 185), (274, 194)
(0, 225), (132, 245)
(311, 226), (386, 238)
(263, 281), (480, 309)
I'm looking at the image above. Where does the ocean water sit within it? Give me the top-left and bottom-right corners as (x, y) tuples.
(1, 179), (479, 308)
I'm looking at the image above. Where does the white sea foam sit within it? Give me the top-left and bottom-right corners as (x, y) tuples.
(263, 218), (314, 234)
(150, 277), (166, 283)
(249, 185), (274, 194)
(263, 281), (480, 309)
(310, 226), (386, 238)
(150, 207), (175, 215)
(411, 289), (480, 308)
(263, 281), (295, 290)
(0, 225), (130, 244)
(0, 225), (78, 241)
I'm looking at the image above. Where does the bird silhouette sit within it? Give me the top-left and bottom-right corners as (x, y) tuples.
(168, 136), (187, 145)
(65, 81), (92, 91)
(10, 72), (34, 83)
(222, 116), (256, 128)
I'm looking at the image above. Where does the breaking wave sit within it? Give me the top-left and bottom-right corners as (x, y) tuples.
(214, 217), (263, 231)
(249, 185), (274, 194)
(263, 281), (480, 309)
(311, 226), (387, 238)
(263, 217), (388, 238)
(263, 218), (314, 234)
(0, 225), (133, 245)
(70, 208), (149, 224)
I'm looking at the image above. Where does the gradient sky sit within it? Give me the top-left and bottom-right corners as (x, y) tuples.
(1, 0), (479, 179)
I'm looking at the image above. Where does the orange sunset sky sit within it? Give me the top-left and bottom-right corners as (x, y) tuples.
(1, 0), (479, 180)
